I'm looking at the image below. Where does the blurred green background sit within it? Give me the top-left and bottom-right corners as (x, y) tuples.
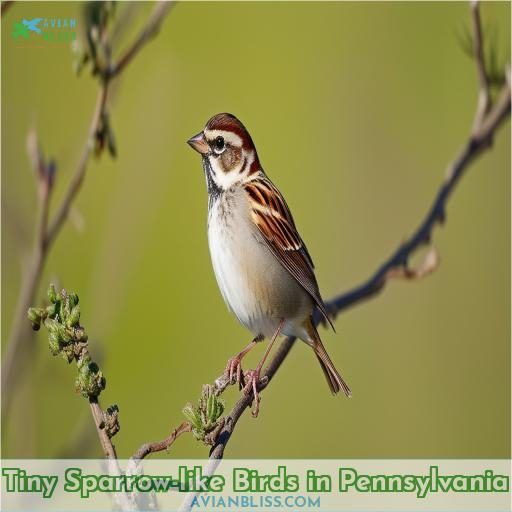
(2, 2), (510, 459)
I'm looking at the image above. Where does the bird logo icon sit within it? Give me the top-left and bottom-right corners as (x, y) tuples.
(11, 18), (42, 39)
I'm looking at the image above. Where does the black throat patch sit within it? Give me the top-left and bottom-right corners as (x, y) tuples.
(202, 156), (222, 208)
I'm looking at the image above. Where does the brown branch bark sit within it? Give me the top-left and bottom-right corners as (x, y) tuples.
(471, 0), (490, 132)
(89, 398), (118, 459)
(109, 1), (175, 78)
(45, 84), (108, 248)
(131, 421), (192, 460)
(2, 2), (173, 418)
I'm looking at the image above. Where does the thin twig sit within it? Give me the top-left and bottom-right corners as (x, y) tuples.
(45, 83), (108, 247)
(326, 88), (509, 317)
(471, 1), (490, 132)
(2, 1), (172, 418)
(89, 397), (117, 459)
(132, 421), (192, 460)
(1, 131), (54, 413)
(109, 1), (175, 78)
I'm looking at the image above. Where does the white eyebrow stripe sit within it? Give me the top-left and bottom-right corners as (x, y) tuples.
(204, 129), (243, 147)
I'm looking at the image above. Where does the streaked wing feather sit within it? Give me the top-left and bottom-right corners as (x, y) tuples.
(245, 176), (334, 330)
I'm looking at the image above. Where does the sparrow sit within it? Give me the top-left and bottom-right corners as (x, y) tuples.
(187, 113), (351, 416)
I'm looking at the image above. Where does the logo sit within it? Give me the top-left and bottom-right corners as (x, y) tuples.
(11, 17), (77, 45)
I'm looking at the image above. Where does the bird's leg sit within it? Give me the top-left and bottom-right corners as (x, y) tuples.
(243, 320), (285, 418)
(225, 334), (264, 388)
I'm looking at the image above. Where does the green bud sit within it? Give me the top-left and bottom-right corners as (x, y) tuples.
(104, 405), (120, 438)
(55, 323), (71, 344)
(28, 307), (40, 323)
(69, 292), (79, 308)
(67, 305), (80, 327)
(199, 384), (224, 429)
(73, 328), (88, 342)
(47, 284), (58, 303)
(45, 318), (60, 336)
(45, 303), (57, 318)
(61, 303), (71, 322)
(48, 332), (60, 355)
(107, 124), (117, 158)
(182, 404), (202, 430)
(76, 353), (92, 370)
(61, 344), (75, 363)
(28, 307), (43, 330)
(76, 360), (106, 398)
(191, 429), (205, 441)
(206, 393), (215, 422)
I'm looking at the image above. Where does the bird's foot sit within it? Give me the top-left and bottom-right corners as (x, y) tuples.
(243, 369), (262, 418)
(225, 355), (245, 389)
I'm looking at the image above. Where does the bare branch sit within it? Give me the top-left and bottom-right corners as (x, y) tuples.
(132, 421), (192, 460)
(109, 1), (175, 78)
(45, 83), (108, 248)
(324, 77), (510, 317)
(471, 1), (490, 131)
(89, 398), (118, 459)
(1, 130), (54, 413)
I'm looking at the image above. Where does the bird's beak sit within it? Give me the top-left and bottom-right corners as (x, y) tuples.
(187, 132), (209, 155)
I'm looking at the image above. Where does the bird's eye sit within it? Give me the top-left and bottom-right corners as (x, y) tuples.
(213, 136), (225, 153)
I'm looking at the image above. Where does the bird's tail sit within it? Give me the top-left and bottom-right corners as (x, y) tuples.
(307, 322), (351, 397)
(314, 342), (351, 396)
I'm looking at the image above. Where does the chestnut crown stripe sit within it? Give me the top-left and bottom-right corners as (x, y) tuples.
(205, 112), (261, 168)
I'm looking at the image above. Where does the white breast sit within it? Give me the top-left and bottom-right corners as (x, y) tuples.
(207, 188), (312, 339)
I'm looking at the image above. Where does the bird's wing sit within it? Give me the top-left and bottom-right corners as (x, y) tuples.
(244, 175), (334, 330)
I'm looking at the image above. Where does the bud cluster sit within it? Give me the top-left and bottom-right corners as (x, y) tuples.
(183, 385), (225, 444)
(28, 284), (106, 400)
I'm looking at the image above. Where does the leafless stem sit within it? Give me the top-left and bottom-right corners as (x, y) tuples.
(45, 83), (108, 247)
(471, 1), (490, 132)
(131, 421), (192, 460)
(325, 81), (509, 317)
(2, 1), (172, 421)
(1, 132), (53, 414)
(109, 1), (175, 78)
(89, 397), (117, 459)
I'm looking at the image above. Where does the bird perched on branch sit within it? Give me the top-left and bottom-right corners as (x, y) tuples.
(188, 113), (351, 416)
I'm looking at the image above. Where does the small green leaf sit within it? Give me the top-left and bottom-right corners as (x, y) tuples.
(47, 284), (58, 303)
(67, 305), (81, 327)
(182, 404), (202, 430)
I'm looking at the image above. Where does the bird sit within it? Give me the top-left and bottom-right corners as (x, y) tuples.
(187, 113), (351, 416)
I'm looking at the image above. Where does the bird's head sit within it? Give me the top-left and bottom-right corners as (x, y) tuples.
(187, 113), (261, 191)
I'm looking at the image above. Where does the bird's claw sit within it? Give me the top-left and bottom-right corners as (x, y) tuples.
(243, 369), (261, 418)
(225, 356), (245, 389)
